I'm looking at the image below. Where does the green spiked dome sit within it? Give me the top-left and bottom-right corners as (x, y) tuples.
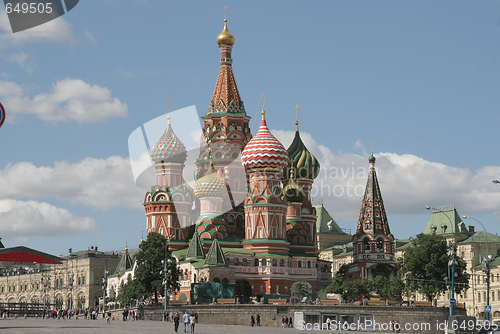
(284, 129), (320, 180)
(283, 170), (306, 203)
(194, 159), (227, 198)
(151, 123), (187, 164)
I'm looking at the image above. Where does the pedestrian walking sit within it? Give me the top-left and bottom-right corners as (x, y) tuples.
(285, 316), (289, 327)
(251, 314), (255, 327)
(190, 313), (196, 333)
(174, 313), (180, 333)
(183, 311), (190, 333)
(281, 316), (285, 327)
(289, 316), (293, 328)
(256, 314), (260, 326)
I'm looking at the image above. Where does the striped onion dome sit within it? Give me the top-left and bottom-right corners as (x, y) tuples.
(151, 123), (187, 164)
(194, 159), (227, 198)
(284, 128), (320, 180)
(283, 170), (306, 203)
(241, 112), (288, 169)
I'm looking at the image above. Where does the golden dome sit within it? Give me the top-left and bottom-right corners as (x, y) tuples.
(217, 19), (235, 46)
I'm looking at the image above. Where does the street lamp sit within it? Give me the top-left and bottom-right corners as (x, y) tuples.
(161, 239), (172, 312)
(426, 206), (456, 315)
(463, 216), (495, 323)
(102, 270), (109, 312)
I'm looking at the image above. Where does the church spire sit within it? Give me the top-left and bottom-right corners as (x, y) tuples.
(203, 239), (228, 266)
(208, 15), (245, 114)
(186, 231), (205, 259)
(355, 153), (391, 237)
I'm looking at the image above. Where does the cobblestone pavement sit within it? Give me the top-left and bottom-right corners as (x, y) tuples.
(0, 317), (415, 334)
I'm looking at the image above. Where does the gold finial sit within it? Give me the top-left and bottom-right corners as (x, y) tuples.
(370, 142), (374, 154)
(125, 241), (128, 251)
(290, 167), (295, 179)
(217, 8), (235, 46)
(167, 99), (172, 124)
(141, 231), (143, 242)
(260, 94), (266, 120)
(294, 104), (300, 131)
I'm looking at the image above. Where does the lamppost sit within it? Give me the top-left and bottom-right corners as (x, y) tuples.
(426, 206), (456, 315)
(102, 269), (109, 312)
(42, 270), (51, 314)
(447, 249), (458, 316)
(161, 241), (172, 313)
(463, 216), (495, 323)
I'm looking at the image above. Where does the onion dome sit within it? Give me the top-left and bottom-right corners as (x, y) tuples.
(194, 158), (227, 198)
(369, 151), (376, 163)
(151, 121), (187, 164)
(284, 126), (320, 180)
(283, 170), (306, 203)
(241, 112), (289, 169)
(217, 19), (235, 46)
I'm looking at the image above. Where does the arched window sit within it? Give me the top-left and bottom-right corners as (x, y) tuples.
(307, 261), (311, 268)
(279, 259), (285, 267)
(237, 216), (244, 230)
(262, 259), (267, 266)
(233, 258), (239, 266)
(213, 277), (220, 283)
(242, 258), (247, 266)
(272, 259), (277, 267)
(376, 238), (384, 253)
(297, 261), (302, 268)
(228, 216), (234, 226)
(363, 238), (370, 252)
(254, 258), (259, 267)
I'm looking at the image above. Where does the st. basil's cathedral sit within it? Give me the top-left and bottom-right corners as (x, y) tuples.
(142, 18), (397, 302)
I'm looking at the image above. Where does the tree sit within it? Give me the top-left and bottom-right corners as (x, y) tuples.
(324, 264), (347, 296)
(400, 233), (469, 301)
(131, 232), (180, 304)
(372, 276), (405, 301)
(117, 279), (144, 304)
(291, 281), (312, 300)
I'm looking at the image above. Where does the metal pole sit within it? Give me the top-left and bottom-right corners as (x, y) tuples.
(487, 261), (491, 322)
(463, 216), (494, 323)
(450, 252), (455, 316)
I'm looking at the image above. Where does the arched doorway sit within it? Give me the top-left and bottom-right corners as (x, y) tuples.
(235, 280), (252, 303)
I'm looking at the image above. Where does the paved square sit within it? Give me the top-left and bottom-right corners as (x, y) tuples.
(0, 317), (395, 334)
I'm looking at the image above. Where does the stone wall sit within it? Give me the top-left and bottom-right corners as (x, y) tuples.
(112, 304), (466, 334)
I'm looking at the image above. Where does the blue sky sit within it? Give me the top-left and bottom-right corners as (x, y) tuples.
(0, 1), (499, 255)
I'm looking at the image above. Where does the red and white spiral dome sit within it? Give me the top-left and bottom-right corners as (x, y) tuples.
(241, 112), (289, 169)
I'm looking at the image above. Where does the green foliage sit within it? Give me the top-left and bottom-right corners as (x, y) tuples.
(291, 281), (312, 300)
(123, 232), (180, 304)
(117, 279), (144, 304)
(399, 233), (469, 301)
(372, 276), (405, 301)
(341, 278), (373, 301)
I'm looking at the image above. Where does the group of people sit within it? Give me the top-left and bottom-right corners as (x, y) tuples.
(121, 309), (136, 321)
(280, 315), (293, 328)
(163, 311), (198, 333)
(250, 314), (261, 327)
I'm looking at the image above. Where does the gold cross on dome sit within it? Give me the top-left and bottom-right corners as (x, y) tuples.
(260, 94), (266, 110)
(370, 142), (374, 154)
(224, 6), (228, 20)
(166, 99), (172, 124)
(294, 104), (300, 130)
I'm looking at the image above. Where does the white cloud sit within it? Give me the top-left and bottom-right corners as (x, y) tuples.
(0, 156), (144, 210)
(272, 129), (500, 221)
(0, 79), (128, 123)
(9, 51), (33, 73)
(0, 199), (98, 239)
(0, 10), (77, 46)
(83, 30), (97, 47)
